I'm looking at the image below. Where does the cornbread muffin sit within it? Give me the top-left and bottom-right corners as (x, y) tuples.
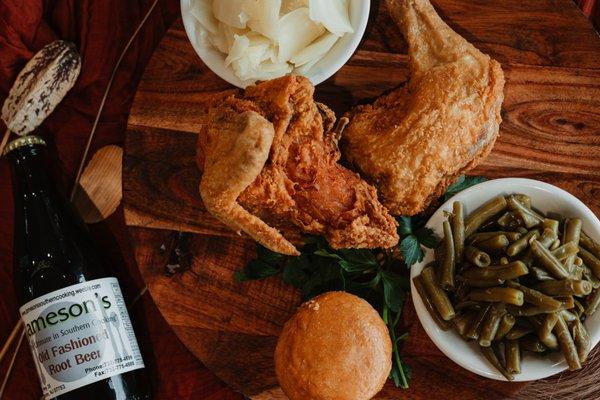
(274, 291), (392, 400)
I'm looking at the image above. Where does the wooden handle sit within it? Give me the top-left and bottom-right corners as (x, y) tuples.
(0, 320), (22, 365)
(0, 329), (25, 399)
(0, 129), (11, 156)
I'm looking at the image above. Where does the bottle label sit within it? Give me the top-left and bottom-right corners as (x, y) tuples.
(19, 277), (145, 399)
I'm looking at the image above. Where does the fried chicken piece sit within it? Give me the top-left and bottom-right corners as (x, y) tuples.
(198, 76), (399, 255)
(342, 0), (505, 216)
(200, 110), (299, 255)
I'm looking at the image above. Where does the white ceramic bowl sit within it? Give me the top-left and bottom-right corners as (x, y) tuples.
(180, 0), (370, 88)
(410, 178), (600, 381)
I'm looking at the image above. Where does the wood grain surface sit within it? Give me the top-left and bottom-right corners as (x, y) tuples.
(73, 145), (123, 223)
(123, 1), (600, 399)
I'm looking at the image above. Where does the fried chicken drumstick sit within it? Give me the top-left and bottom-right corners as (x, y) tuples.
(342, 0), (505, 216)
(198, 76), (399, 255)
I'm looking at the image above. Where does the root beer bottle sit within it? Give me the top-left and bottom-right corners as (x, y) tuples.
(7, 136), (150, 399)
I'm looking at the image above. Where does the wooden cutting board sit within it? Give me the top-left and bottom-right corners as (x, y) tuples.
(123, 1), (600, 398)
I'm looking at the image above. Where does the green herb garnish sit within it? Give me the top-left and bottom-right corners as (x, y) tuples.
(235, 175), (485, 388)
(444, 175), (486, 201)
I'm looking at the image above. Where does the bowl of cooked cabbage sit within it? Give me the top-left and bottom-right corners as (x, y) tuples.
(410, 178), (600, 381)
(181, 0), (369, 88)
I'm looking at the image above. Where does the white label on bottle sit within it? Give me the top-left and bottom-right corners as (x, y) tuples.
(19, 277), (145, 399)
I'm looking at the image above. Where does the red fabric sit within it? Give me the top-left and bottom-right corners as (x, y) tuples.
(0, 0), (240, 399)
(577, 0), (600, 28)
(0, 0), (597, 399)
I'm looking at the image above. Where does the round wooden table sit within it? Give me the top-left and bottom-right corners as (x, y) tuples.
(123, 1), (600, 399)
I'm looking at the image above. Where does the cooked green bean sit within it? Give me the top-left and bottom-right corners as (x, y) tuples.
(465, 196), (508, 237)
(508, 305), (559, 317)
(496, 341), (507, 367)
(550, 241), (579, 261)
(452, 312), (475, 336)
(505, 325), (534, 340)
(465, 304), (491, 340)
(507, 282), (562, 312)
(519, 335), (547, 353)
(413, 275), (451, 331)
(504, 232), (525, 243)
(585, 289), (600, 316)
(582, 265), (600, 288)
(480, 345), (514, 381)
(464, 246), (491, 267)
(420, 266), (455, 321)
(463, 261), (528, 281)
(572, 266), (584, 281)
(507, 196), (543, 228)
(507, 230), (540, 257)
(564, 219), (582, 273)
(538, 313), (559, 347)
(459, 276), (505, 288)
(557, 296), (575, 309)
(495, 313), (516, 341)
(477, 235), (510, 254)
(440, 221), (456, 290)
(580, 232), (600, 259)
(469, 288), (524, 305)
(564, 218), (583, 246)
(468, 231), (522, 244)
(530, 266), (554, 282)
(560, 309), (578, 323)
(505, 340), (521, 374)
(452, 201), (465, 262)
(539, 228), (558, 249)
(554, 314), (581, 371)
(497, 212), (522, 230)
(543, 218), (560, 237)
(572, 319), (591, 363)
(454, 300), (483, 312)
(479, 304), (504, 347)
(534, 279), (593, 297)
(579, 247), (600, 279)
(513, 194), (532, 209)
(422, 197), (596, 378)
(534, 314), (559, 350)
(573, 299), (585, 317)
(530, 240), (569, 279)
(521, 253), (533, 269)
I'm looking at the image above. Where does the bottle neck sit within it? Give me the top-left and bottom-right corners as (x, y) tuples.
(8, 144), (104, 302)
(9, 144), (57, 205)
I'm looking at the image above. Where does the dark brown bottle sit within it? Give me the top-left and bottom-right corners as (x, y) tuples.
(7, 136), (150, 400)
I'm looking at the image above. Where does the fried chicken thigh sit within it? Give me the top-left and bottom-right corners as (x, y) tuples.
(342, 0), (505, 216)
(198, 76), (399, 255)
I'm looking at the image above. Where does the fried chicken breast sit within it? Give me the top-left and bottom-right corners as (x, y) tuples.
(342, 0), (505, 216)
(198, 76), (399, 255)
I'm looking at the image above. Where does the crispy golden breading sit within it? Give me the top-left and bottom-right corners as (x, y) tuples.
(200, 109), (299, 255)
(342, 0), (505, 216)
(198, 76), (399, 255)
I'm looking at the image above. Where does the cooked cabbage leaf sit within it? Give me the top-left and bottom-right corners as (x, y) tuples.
(309, 0), (354, 36)
(291, 32), (338, 67)
(278, 8), (325, 63)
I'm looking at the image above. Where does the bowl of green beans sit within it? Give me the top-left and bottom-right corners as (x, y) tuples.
(410, 178), (600, 381)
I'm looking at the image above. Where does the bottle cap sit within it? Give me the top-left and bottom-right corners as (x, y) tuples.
(4, 135), (46, 155)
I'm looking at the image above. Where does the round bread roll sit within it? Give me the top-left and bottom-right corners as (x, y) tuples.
(275, 291), (392, 400)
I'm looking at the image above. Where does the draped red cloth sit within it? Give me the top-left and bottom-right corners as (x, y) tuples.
(0, 0), (597, 399)
(0, 1), (240, 399)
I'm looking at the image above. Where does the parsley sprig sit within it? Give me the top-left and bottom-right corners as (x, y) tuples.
(235, 175), (485, 388)
(236, 237), (412, 387)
